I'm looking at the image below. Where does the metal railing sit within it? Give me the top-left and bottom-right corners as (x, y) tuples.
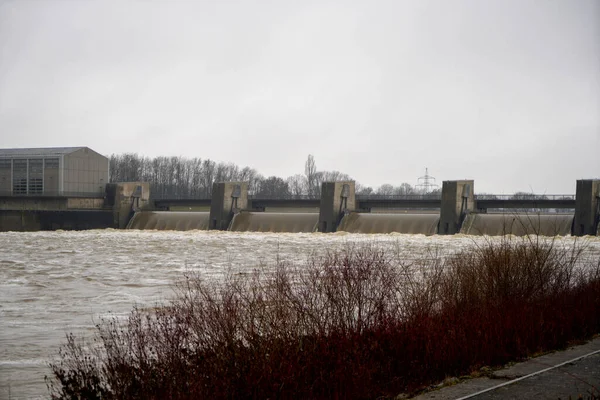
(150, 193), (319, 201)
(147, 193), (576, 201)
(474, 194), (575, 201)
(357, 194), (442, 200)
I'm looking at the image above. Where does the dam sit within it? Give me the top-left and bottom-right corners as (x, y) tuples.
(0, 175), (597, 236)
(125, 179), (599, 237)
(1, 148), (596, 236)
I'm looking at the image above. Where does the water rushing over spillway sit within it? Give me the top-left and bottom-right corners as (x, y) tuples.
(3, 230), (599, 399)
(127, 211), (210, 230)
(461, 213), (574, 236)
(126, 210), (579, 236)
(230, 212), (318, 233)
(338, 212), (440, 235)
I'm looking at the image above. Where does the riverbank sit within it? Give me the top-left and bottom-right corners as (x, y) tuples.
(47, 236), (600, 399)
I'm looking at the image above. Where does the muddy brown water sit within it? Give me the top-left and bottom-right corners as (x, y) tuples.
(1, 230), (598, 399)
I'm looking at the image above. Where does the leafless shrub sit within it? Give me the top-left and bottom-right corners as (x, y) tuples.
(48, 238), (600, 399)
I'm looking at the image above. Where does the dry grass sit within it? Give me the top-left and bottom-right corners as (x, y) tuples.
(47, 238), (600, 399)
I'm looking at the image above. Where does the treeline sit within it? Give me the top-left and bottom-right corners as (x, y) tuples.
(109, 153), (430, 198)
(109, 153), (569, 201)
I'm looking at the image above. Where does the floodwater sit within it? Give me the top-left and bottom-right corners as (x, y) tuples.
(1, 230), (599, 399)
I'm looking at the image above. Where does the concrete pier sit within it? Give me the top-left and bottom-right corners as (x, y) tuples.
(573, 179), (600, 236)
(438, 180), (474, 235)
(105, 182), (150, 228)
(318, 181), (355, 233)
(209, 182), (248, 230)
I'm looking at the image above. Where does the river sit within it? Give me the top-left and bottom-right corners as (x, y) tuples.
(1, 230), (599, 399)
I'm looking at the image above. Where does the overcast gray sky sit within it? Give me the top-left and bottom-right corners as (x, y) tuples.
(0, 0), (598, 194)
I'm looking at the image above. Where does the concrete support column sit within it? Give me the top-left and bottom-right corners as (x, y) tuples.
(318, 181), (355, 233)
(105, 182), (150, 228)
(209, 182), (248, 230)
(573, 179), (600, 236)
(438, 180), (474, 235)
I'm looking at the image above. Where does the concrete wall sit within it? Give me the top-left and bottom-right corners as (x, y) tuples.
(63, 148), (109, 194)
(0, 196), (106, 211)
(318, 181), (356, 233)
(439, 180), (475, 234)
(0, 210), (115, 232)
(109, 182), (151, 206)
(209, 182), (249, 230)
(0, 197), (69, 211)
(105, 182), (151, 228)
(67, 198), (105, 209)
(573, 179), (600, 236)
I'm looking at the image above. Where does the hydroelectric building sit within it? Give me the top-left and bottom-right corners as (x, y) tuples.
(0, 147), (108, 196)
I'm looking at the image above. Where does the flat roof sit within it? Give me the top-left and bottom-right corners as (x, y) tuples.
(0, 147), (92, 157)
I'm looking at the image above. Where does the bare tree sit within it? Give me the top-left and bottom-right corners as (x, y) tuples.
(319, 170), (352, 182)
(255, 176), (291, 198)
(201, 160), (216, 196)
(356, 184), (374, 195)
(393, 183), (415, 196)
(286, 174), (307, 197)
(376, 184), (394, 196)
(305, 154), (318, 198)
(188, 162), (198, 195)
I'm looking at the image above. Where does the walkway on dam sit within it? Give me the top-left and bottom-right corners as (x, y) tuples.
(409, 336), (600, 400)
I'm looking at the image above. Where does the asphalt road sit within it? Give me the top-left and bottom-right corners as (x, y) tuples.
(410, 337), (600, 400)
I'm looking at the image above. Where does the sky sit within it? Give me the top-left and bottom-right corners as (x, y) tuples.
(0, 0), (598, 194)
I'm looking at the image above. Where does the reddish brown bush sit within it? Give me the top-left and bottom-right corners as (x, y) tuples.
(47, 239), (600, 399)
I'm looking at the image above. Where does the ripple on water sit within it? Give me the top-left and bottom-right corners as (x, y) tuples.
(1, 230), (599, 399)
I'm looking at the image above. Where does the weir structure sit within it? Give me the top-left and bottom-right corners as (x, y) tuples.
(150, 179), (596, 236)
(2, 179), (600, 236)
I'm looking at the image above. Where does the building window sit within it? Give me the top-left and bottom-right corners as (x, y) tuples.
(45, 158), (59, 169)
(13, 159), (27, 194)
(29, 159), (43, 194)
